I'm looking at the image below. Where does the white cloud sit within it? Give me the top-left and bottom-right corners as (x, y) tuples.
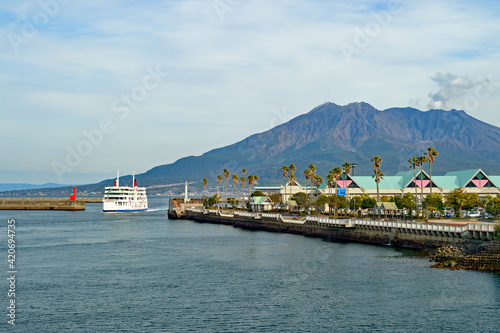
(1, 0), (499, 184)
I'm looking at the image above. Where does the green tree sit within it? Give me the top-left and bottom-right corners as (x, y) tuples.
(394, 193), (416, 217)
(291, 192), (308, 209)
(380, 195), (392, 202)
(427, 147), (438, 194)
(327, 195), (339, 214)
(360, 194), (376, 209)
(251, 190), (266, 197)
(329, 195), (349, 215)
(204, 194), (219, 207)
(269, 193), (281, 210)
(350, 195), (363, 212)
(485, 195), (500, 218)
(314, 194), (328, 212)
(445, 188), (468, 217)
(423, 193), (444, 217)
(338, 196), (349, 214)
(463, 193), (480, 211)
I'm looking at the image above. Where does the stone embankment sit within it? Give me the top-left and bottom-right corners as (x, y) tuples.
(430, 240), (500, 271)
(0, 197), (88, 210)
(168, 199), (499, 271)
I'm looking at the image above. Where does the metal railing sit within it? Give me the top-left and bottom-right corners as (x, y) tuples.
(184, 208), (495, 234)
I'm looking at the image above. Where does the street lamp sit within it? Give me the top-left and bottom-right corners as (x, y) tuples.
(350, 163), (358, 176)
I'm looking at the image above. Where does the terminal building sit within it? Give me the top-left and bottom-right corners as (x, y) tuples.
(257, 169), (500, 201)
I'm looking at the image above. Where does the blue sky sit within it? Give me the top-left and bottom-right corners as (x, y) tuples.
(1, 0), (499, 185)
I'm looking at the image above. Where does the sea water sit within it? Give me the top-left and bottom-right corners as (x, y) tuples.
(1, 197), (498, 332)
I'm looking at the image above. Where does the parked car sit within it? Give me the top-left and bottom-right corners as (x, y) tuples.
(468, 211), (480, 218)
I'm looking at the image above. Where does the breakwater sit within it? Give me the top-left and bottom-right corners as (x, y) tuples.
(0, 197), (89, 210)
(169, 204), (500, 271)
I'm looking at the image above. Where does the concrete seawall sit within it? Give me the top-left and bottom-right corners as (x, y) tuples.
(174, 209), (500, 271)
(182, 210), (470, 250)
(0, 198), (87, 210)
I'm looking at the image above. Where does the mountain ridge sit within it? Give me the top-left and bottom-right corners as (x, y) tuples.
(2, 101), (500, 195)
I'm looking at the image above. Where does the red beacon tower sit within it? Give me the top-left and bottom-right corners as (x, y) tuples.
(70, 187), (76, 201)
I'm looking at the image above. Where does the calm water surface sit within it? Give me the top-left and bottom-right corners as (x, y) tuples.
(1, 197), (499, 332)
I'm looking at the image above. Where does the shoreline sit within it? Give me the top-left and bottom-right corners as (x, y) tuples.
(0, 197), (101, 210)
(168, 202), (500, 272)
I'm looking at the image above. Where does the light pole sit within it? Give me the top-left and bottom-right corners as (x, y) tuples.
(350, 162), (358, 176)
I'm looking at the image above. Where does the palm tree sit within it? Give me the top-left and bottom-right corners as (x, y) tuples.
(427, 147), (438, 194)
(216, 175), (222, 197)
(242, 169), (247, 176)
(232, 174), (239, 209)
(329, 167), (342, 216)
(304, 168), (311, 209)
(289, 173), (297, 202)
(308, 164), (316, 175)
(408, 156), (419, 210)
(332, 166), (342, 197)
(253, 175), (259, 187)
(308, 163), (316, 204)
(223, 168), (230, 203)
(326, 170), (336, 213)
(326, 171), (335, 196)
(416, 154), (428, 213)
(240, 176), (246, 204)
(342, 162), (352, 200)
(202, 178), (208, 198)
(342, 162), (351, 176)
(281, 165), (289, 203)
(312, 174), (323, 201)
(289, 164), (296, 200)
(247, 175), (254, 198)
(371, 156), (383, 203)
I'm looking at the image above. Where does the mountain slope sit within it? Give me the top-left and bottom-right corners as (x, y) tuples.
(3, 101), (499, 195)
(140, 102), (500, 186)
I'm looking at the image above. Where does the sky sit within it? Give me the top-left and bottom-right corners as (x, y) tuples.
(1, 0), (499, 185)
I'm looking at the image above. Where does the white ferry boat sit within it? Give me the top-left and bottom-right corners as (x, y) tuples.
(103, 171), (148, 213)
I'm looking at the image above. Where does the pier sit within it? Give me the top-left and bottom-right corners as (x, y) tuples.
(0, 197), (100, 210)
(168, 199), (500, 271)
(181, 208), (496, 241)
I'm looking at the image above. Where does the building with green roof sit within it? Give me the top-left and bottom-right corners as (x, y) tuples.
(257, 169), (500, 202)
